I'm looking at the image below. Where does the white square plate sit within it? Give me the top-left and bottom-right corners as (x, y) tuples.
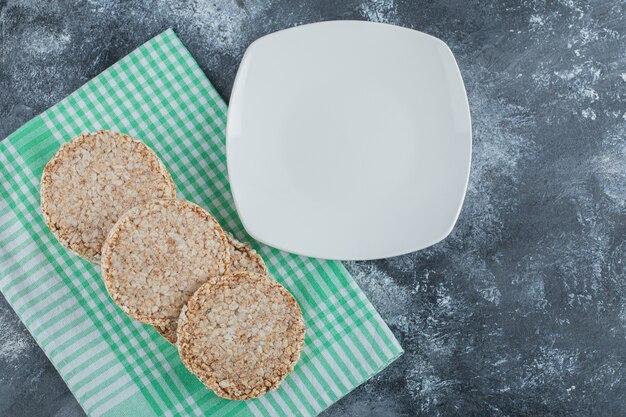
(227, 21), (471, 260)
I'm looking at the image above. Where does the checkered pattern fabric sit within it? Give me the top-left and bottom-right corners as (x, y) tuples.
(0, 30), (403, 417)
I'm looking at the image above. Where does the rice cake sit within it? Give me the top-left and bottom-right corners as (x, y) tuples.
(40, 130), (176, 263)
(177, 272), (305, 400)
(101, 199), (230, 328)
(225, 232), (268, 277)
(154, 324), (177, 344)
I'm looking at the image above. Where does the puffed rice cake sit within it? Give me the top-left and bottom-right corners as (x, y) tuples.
(177, 272), (305, 400)
(154, 323), (178, 344)
(101, 199), (230, 329)
(40, 130), (176, 263)
(225, 232), (268, 276)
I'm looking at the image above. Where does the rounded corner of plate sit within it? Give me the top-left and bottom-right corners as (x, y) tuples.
(242, 36), (266, 58)
(440, 221), (458, 245)
(432, 35), (455, 55)
(408, 227), (456, 257)
(440, 200), (466, 243)
(233, 209), (263, 246)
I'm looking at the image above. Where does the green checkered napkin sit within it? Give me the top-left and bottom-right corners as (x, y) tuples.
(0, 29), (403, 417)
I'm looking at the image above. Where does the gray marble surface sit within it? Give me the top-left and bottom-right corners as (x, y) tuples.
(1, 0), (625, 416)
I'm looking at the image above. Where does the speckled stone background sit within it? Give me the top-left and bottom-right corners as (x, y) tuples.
(1, 0), (625, 416)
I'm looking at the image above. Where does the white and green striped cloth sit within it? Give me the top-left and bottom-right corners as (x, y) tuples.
(0, 29), (403, 417)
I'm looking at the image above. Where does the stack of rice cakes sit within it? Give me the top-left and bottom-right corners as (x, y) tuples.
(40, 130), (305, 400)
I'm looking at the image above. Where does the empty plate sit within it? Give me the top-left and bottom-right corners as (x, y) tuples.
(227, 21), (471, 260)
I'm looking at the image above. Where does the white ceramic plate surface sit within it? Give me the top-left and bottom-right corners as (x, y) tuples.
(227, 21), (471, 260)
